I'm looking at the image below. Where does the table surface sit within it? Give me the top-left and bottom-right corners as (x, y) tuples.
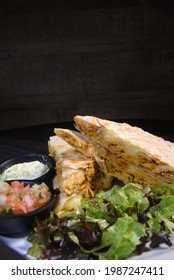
(0, 119), (174, 259)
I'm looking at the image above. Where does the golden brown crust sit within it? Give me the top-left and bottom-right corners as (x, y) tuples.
(74, 115), (174, 183)
(48, 135), (112, 197)
(54, 128), (169, 187)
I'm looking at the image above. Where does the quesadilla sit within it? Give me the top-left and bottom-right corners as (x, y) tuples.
(54, 128), (169, 187)
(52, 176), (83, 218)
(48, 135), (112, 217)
(74, 115), (174, 185)
(48, 135), (112, 197)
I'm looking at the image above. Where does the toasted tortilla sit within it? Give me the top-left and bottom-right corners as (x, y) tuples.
(54, 128), (169, 187)
(51, 176), (82, 217)
(74, 115), (174, 184)
(48, 135), (112, 198)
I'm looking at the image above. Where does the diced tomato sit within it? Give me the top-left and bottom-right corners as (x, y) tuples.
(11, 181), (24, 190)
(21, 184), (31, 197)
(0, 181), (51, 215)
(6, 197), (27, 214)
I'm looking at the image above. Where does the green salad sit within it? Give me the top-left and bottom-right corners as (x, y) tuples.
(27, 183), (174, 260)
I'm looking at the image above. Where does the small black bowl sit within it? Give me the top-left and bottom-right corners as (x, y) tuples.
(0, 153), (55, 186)
(0, 180), (56, 236)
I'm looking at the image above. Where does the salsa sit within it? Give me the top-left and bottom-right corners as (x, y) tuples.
(0, 181), (51, 215)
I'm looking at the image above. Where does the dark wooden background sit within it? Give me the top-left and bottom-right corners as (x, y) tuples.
(0, 0), (174, 131)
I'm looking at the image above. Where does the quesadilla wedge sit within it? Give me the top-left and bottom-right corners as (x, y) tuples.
(48, 135), (112, 217)
(53, 181), (82, 218)
(54, 128), (169, 187)
(74, 115), (174, 184)
(48, 135), (112, 198)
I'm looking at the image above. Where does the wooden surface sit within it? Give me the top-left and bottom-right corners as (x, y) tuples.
(0, 1), (174, 130)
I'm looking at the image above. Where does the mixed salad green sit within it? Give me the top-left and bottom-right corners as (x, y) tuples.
(27, 183), (174, 260)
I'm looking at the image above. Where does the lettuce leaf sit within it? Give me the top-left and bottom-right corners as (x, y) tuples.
(81, 190), (121, 228)
(92, 215), (146, 260)
(148, 195), (174, 233)
(110, 183), (149, 213)
(27, 182), (174, 260)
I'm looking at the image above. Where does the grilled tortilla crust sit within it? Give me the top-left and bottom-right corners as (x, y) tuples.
(74, 115), (174, 184)
(54, 128), (169, 187)
(48, 135), (112, 197)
